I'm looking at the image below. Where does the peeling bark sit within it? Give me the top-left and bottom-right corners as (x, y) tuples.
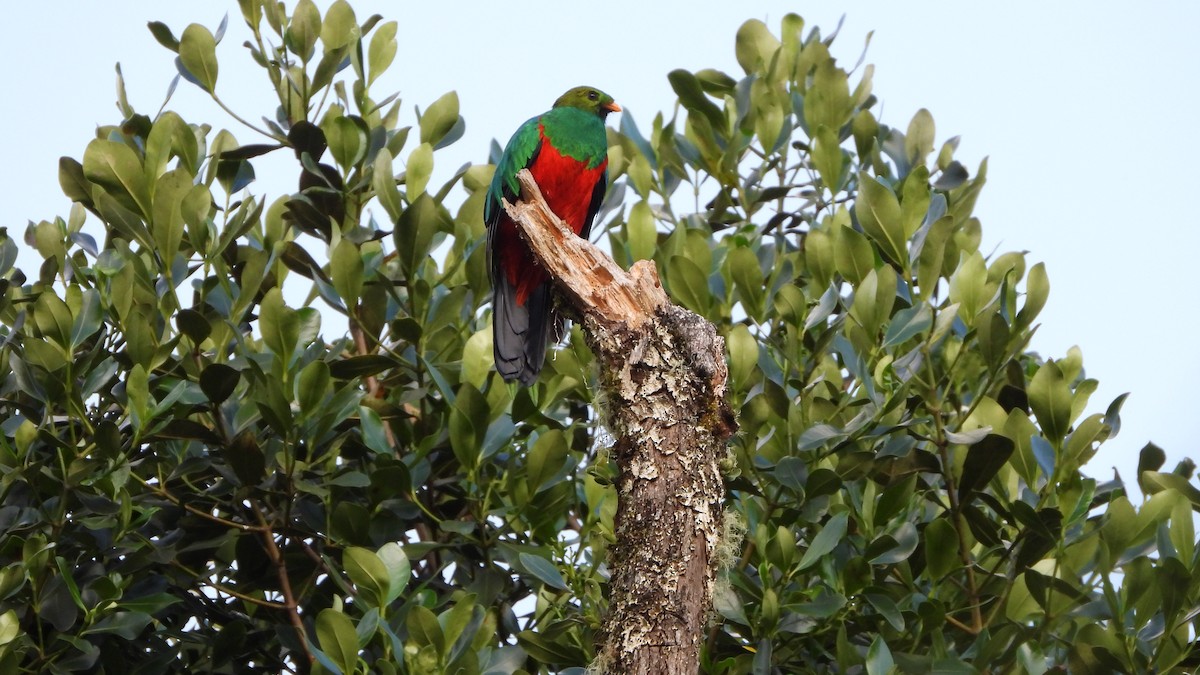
(503, 170), (737, 674)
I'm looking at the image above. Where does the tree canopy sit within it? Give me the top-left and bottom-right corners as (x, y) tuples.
(0, 2), (1197, 673)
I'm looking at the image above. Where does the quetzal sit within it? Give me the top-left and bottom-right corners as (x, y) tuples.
(485, 86), (620, 385)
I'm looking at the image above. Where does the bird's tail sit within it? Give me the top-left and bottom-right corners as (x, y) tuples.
(492, 277), (553, 386)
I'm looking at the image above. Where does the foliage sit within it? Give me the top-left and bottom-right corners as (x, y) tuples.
(0, 3), (1196, 673)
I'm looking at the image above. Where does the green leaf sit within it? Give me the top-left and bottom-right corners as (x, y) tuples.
(626, 154), (653, 200)
(799, 511), (848, 570)
(802, 284), (837, 332)
(327, 116), (369, 172)
(182, 184), (212, 250)
(1017, 262), (1049, 327)
(900, 165), (931, 237)
(179, 24), (219, 92)
(526, 430), (568, 494)
(865, 635), (894, 675)
(849, 267), (896, 338)
(517, 630), (587, 665)
(298, 309), (323, 351)
(68, 289), (103, 351)
(393, 193), (444, 274)
(83, 611), (152, 640)
(1138, 441), (1167, 479)
(345, 547), (390, 607)
(753, 91), (786, 152)
(957, 434), (1015, 501)
(832, 224), (874, 286)
(296, 360), (331, 415)
(320, 0), (357, 50)
(127, 364), (151, 433)
(1028, 361), (1072, 446)
(449, 383), (489, 470)
(852, 109), (879, 160)
(773, 457), (807, 492)
(407, 605), (445, 654)
(804, 59), (852, 133)
(356, 405), (389, 455)
(330, 354), (394, 379)
(83, 139), (151, 218)
(221, 431), (264, 486)
(728, 246), (764, 320)
(145, 112), (198, 179)
(316, 608), (359, 675)
(460, 328), (492, 389)
(330, 238), (363, 307)
(147, 21), (180, 52)
(905, 108), (935, 167)
(665, 254), (710, 314)
(152, 168), (191, 261)
(735, 19), (781, 74)
(855, 173), (906, 268)
(371, 148), (401, 223)
(667, 69), (725, 130)
(439, 595), (478, 657)
(518, 552), (568, 591)
(811, 125), (844, 193)
(976, 311), (1011, 370)
(258, 287), (299, 361)
(377, 542), (410, 604)
(199, 363), (239, 403)
(626, 200), (656, 262)
(1101, 495), (1137, 559)
(118, 593), (182, 614)
(54, 557), (85, 613)
(948, 251), (990, 325)
(916, 216), (954, 301)
(864, 592), (904, 630)
(286, 0), (321, 61)
(419, 91), (460, 147)
(924, 517), (958, 579)
(881, 302), (931, 349)
(726, 324), (759, 388)
(1140, 472), (1200, 511)
(368, 21), (397, 85)
(406, 142), (434, 197)
(59, 156), (95, 209)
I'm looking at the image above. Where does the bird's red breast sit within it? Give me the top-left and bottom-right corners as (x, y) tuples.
(498, 124), (607, 306)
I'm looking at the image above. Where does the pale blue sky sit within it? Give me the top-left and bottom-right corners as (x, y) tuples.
(4, 1), (1197, 489)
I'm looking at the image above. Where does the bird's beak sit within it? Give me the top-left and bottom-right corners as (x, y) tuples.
(603, 101), (622, 113)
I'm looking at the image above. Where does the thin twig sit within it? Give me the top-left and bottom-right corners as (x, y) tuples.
(252, 499), (314, 668)
(212, 92), (278, 140)
(935, 430), (985, 633)
(135, 475), (265, 532)
(171, 561), (287, 609)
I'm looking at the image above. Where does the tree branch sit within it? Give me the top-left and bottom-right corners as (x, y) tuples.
(501, 171), (671, 331)
(503, 170), (737, 674)
(252, 499), (314, 671)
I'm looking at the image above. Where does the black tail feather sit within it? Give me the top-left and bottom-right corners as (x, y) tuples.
(492, 277), (554, 386)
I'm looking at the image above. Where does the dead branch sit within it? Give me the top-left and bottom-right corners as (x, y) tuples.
(502, 169), (737, 674)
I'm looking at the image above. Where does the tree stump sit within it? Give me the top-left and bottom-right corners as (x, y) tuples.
(502, 170), (737, 674)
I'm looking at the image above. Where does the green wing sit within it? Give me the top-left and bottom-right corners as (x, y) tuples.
(484, 116), (543, 227)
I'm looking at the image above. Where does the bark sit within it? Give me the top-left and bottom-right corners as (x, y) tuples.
(503, 170), (737, 674)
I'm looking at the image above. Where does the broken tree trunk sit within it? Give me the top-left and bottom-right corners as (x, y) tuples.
(502, 169), (738, 674)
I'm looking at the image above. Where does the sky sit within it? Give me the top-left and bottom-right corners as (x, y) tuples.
(3, 1), (1197, 490)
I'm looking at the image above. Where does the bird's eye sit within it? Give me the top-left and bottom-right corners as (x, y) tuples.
(587, 91), (598, 101)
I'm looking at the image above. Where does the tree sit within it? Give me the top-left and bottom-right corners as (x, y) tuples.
(0, 2), (1197, 673)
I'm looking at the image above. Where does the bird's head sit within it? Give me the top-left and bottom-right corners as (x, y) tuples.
(554, 86), (621, 119)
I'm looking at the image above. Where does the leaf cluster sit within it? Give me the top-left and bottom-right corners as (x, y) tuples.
(0, 5), (1196, 675)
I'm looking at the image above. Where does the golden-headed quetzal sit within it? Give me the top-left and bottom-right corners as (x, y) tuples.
(485, 86), (620, 385)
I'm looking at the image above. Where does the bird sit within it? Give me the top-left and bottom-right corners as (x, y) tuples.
(484, 86), (620, 385)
